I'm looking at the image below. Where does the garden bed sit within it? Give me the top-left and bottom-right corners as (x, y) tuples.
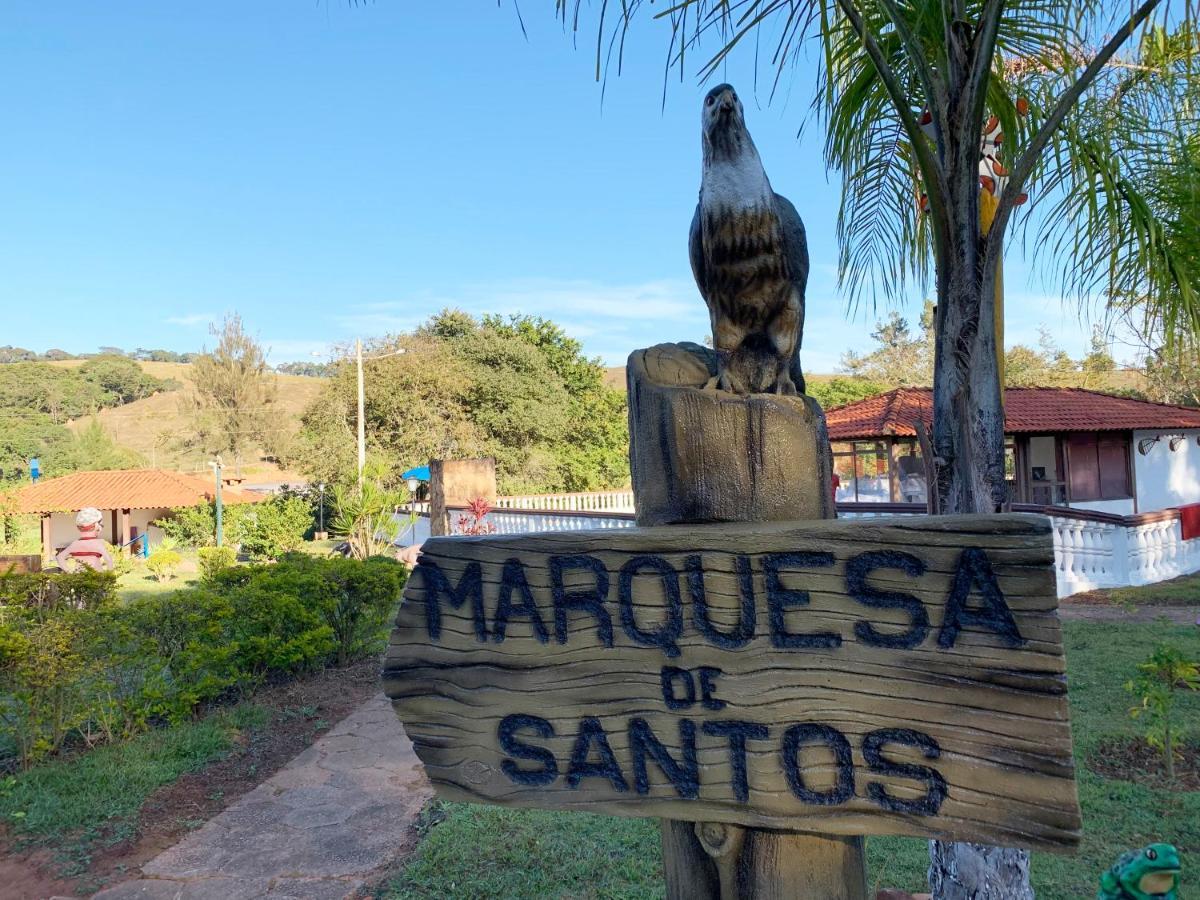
(0, 659), (382, 897)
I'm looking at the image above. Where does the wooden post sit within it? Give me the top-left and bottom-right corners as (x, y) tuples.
(40, 514), (53, 564)
(627, 342), (866, 900)
(428, 458), (497, 536)
(119, 508), (131, 555)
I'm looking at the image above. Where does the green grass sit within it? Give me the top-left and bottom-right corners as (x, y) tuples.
(1086, 572), (1200, 607)
(0, 703), (267, 878)
(380, 621), (1200, 900)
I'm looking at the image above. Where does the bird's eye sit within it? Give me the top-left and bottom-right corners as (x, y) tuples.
(706, 96), (715, 106)
(1147, 849), (1158, 860)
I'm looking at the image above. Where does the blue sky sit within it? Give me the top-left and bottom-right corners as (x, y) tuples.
(0, 2), (1116, 372)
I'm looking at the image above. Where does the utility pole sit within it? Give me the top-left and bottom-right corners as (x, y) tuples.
(210, 457), (224, 547)
(356, 337), (366, 491)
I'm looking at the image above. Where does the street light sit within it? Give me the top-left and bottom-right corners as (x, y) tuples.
(405, 476), (421, 536)
(316, 482), (326, 539)
(316, 341), (407, 490)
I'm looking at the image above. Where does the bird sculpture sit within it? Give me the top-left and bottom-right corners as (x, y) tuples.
(690, 83), (809, 395)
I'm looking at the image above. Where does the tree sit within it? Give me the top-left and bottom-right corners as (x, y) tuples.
(188, 315), (280, 473)
(840, 301), (935, 385)
(806, 376), (889, 409)
(298, 311), (630, 494)
(555, 3), (1196, 896)
(78, 355), (168, 405)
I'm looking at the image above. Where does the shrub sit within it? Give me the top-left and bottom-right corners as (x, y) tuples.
(197, 546), (237, 582)
(0, 556), (401, 770)
(1127, 643), (1200, 780)
(236, 495), (312, 561)
(0, 568), (118, 611)
(145, 539), (183, 582)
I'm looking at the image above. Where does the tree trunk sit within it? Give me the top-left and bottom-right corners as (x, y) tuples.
(927, 141), (1032, 898)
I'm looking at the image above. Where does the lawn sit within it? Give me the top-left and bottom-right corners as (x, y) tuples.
(0, 703), (266, 881)
(379, 620), (1200, 900)
(1073, 572), (1200, 607)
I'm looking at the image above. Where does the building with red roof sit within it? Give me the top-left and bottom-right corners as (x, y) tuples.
(825, 387), (1200, 514)
(4, 468), (266, 562)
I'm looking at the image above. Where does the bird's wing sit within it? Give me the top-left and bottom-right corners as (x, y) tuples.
(688, 202), (710, 300)
(773, 192), (810, 294)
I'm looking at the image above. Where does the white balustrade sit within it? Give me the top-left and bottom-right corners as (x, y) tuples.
(494, 491), (636, 514)
(416, 493), (1200, 598)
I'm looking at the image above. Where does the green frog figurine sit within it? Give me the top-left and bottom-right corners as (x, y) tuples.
(1098, 844), (1181, 899)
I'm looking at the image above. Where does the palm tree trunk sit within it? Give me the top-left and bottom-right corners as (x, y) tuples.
(926, 161), (1032, 898)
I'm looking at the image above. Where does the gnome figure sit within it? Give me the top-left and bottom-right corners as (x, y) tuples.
(55, 507), (115, 572)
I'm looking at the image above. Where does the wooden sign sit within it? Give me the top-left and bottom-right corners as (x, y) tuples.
(383, 513), (1081, 851)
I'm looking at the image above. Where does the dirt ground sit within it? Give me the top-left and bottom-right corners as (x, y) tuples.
(1090, 735), (1200, 792)
(0, 660), (383, 899)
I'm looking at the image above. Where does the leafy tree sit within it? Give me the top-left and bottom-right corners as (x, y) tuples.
(553, 2), (1197, 894)
(840, 301), (935, 386)
(299, 311), (629, 494)
(78, 355), (167, 405)
(236, 494), (313, 561)
(55, 419), (145, 472)
(0, 347), (37, 364)
(807, 376), (889, 409)
(275, 360), (333, 377)
(1139, 335), (1200, 407)
(187, 314), (280, 472)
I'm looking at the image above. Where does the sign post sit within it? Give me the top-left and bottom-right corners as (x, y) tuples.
(383, 343), (1080, 897)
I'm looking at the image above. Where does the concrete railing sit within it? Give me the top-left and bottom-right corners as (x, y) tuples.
(424, 499), (1200, 598)
(1047, 507), (1200, 595)
(494, 491), (636, 514)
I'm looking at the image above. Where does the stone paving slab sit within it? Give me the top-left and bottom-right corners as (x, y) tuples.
(93, 694), (432, 900)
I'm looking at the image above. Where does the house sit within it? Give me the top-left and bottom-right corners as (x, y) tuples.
(824, 387), (1200, 515)
(4, 468), (266, 561)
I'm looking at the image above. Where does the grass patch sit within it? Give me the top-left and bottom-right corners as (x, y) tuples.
(384, 803), (662, 899)
(1074, 572), (1200, 607)
(0, 703), (266, 875)
(379, 621), (1200, 900)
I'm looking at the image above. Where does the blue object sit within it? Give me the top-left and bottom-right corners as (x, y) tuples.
(401, 465), (431, 482)
(29, 458), (40, 482)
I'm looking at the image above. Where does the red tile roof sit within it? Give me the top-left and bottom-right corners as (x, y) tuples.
(4, 469), (268, 514)
(825, 387), (1200, 441)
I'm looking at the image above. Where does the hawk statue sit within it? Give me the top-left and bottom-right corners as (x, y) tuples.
(689, 83), (809, 395)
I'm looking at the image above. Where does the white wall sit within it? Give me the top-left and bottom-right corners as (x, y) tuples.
(1069, 498), (1136, 516)
(1134, 429), (1200, 512)
(47, 508), (171, 553)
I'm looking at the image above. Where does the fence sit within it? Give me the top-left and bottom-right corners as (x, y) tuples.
(415, 497), (1200, 598)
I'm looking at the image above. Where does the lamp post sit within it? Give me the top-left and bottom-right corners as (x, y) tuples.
(406, 476), (420, 539)
(316, 482), (327, 541)
(209, 457), (224, 547)
(314, 343), (408, 491)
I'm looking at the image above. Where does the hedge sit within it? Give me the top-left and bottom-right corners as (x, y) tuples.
(0, 554), (406, 769)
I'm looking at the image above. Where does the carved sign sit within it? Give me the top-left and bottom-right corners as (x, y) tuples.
(383, 514), (1081, 851)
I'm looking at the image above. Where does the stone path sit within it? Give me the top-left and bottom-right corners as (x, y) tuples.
(92, 694), (432, 900)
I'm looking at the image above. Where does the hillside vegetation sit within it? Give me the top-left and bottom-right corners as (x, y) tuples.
(0, 357), (322, 484)
(55, 361), (323, 480)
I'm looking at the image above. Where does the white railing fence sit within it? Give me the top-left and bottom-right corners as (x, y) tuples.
(405, 497), (1200, 598)
(494, 491), (636, 514)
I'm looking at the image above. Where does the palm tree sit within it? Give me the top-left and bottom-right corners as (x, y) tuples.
(549, 2), (1198, 897)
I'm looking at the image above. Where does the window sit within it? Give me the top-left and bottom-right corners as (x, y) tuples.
(830, 441), (891, 502)
(1066, 432), (1131, 501)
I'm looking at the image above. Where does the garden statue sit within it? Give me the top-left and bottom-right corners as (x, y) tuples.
(690, 82), (809, 395)
(54, 506), (115, 571)
(1098, 844), (1180, 899)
